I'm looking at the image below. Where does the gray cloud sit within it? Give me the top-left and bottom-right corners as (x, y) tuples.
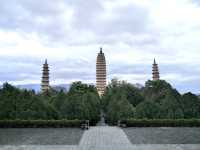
(70, 0), (103, 30)
(0, 56), (95, 84)
(0, 0), (154, 46)
(101, 5), (149, 35)
(0, 54), (200, 93)
(71, 2), (150, 34)
(0, 0), (67, 42)
(0, 0), (200, 93)
(109, 63), (151, 75)
(160, 63), (200, 76)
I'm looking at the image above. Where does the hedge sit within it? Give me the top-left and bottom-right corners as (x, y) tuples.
(121, 119), (200, 127)
(0, 120), (83, 128)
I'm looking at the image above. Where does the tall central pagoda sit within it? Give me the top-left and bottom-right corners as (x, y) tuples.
(96, 48), (107, 96)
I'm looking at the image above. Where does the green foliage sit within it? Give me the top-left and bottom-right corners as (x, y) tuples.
(68, 81), (98, 95)
(1, 79), (200, 126)
(160, 90), (184, 119)
(181, 92), (200, 118)
(143, 80), (172, 103)
(106, 92), (135, 124)
(81, 92), (100, 123)
(102, 79), (140, 124)
(103, 79), (144, 107)
(56, 82), (101, 125)
(140, 80), (184, 119)
(0, 82), (100, 125)
(0, 83), (58, 120)
(103, 79), (200, 124)
(135, 101), (161, 119)
(0, 120), (82, 128)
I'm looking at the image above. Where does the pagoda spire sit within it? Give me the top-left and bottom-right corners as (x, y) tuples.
(152, 58), (160, 81)
(41, 59), (50, 92)
(100, 47), (103, 54)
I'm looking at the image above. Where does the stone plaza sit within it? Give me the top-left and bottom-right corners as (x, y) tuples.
(0, 126), (200, 150)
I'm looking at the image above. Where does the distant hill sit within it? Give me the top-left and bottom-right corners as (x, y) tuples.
(133, 83), (144, 89)
(0, 83), (144, 93)
(16, 84), (41, 92)
(51, 84), (70, 92)
(3, 84), (71, 93)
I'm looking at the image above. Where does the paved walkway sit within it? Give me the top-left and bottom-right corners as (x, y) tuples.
(78, 126), (132, 150)
(1, 126), (200, 150)
(96, 111), (107, 126)
(77, 127), (200, 150)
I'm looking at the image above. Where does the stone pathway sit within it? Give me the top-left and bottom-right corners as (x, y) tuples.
(96, 111), (107, 126)
(78, 126), (132, 150)
(1, 126), (200, 150)
(78, 127), (200, 150)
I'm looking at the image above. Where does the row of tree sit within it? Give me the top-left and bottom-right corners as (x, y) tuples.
(102, 79), (200, 124)
(0, 82), (100, 124)
(0, 79), (200, 124)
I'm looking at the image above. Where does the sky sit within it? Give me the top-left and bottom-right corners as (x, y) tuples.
(0, 0), (200, 93)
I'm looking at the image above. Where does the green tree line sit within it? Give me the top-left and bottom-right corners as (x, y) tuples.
(102, 79), (200, 124)
(0, 82), (100, 125)
(0, 79), (200, 125)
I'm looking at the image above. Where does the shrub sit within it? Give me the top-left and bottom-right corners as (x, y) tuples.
(0, 120), (82, 128)
(122, 119), (200, 127)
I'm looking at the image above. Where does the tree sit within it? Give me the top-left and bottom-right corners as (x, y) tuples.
(143, 80), (172, 103)
(51, 90), (67, 118)
(102, 79), (144, 112)
(160, 90), (184, 119)
(0, 83), (21, 119)
(121, 82), (144, 107)
(106, 92), (134, 124)
(60, 81), (100, 123)
(81, 92), (100, 123)
(135, 100), (161, 119)
(68, 81), (98, 95)
(181, 92), (200, 118)
(1, 80), (200, 122)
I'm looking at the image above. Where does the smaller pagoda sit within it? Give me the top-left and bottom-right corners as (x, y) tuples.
(41, 59), (50, 92)
(152, 58), (160, 81)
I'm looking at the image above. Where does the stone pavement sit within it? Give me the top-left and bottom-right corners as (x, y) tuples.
(1, 126), (200, 150)
(78, 126), (132, 150)
(96, 111), (107, 126)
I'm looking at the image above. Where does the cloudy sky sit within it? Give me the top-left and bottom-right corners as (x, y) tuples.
(0, 0), (200, 93)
